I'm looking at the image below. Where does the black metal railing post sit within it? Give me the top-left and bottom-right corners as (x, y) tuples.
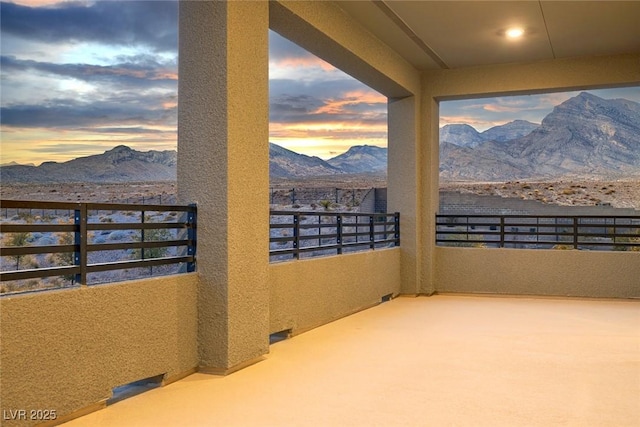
(500, 216), (505, 248)
(369, 215), (375, 249)
(336, 214), (343, 254)
(73, 207), (81, 285)
(141, 210), (146, 262)
(187, 204), (197, 272)
(394, 212), (400, 246)
(293, 212), (300, 259)
(74, 204), (87, 286)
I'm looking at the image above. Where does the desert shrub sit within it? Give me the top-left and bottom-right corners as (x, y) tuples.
(52, 232), (77, 283)
(440, 234), (485, 248)
(553, 244), (574, 250)
(319, 200), (332, 211)
(5, 231), (32, 269)
(23, 255), (39, 269)
(613, 236), (640, 252)
(132, 228), (172, 259)
(16, 212), (36, 223)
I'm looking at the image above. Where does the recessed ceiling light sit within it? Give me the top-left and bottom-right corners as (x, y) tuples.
(505, 27), (525, 39)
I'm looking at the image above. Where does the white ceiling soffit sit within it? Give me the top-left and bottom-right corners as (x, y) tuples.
(336, 1), (640, 70)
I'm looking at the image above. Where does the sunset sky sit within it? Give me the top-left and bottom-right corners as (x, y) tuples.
(1, 0), (639, 166)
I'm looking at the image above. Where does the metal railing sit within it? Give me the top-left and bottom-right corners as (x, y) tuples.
(270, 211), (400, 261)
(1, 200), (196, 293)
(436, 214), (640, 250)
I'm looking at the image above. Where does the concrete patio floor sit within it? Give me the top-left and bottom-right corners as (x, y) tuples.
(63, 295), (639, 427)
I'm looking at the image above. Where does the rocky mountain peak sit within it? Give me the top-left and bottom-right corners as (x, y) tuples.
(326, 144), (387, 173)
(439, 124), (483, 148)
(442, 92), (640, 181)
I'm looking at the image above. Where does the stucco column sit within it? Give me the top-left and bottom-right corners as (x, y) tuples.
(388, 96), (422, 295)
(419, 91), (440, 295)
(178, 1), (270, 373)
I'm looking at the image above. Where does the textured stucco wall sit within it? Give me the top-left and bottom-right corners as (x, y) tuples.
(270, 249), (401, 335)
(388, 96), (422, 295)
(178, 1), (270, 372)
(422, 53), (640, 294)
(435, 248), (640, 298)
(0, 274), (198, 427)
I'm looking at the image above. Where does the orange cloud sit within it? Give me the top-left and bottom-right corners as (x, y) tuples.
(313, 90), (386, 115)
(482, 102), (530, 113)
(270, 57), (336, 71)
(439, 115), (505, 131)
(343, 90), (387, 104)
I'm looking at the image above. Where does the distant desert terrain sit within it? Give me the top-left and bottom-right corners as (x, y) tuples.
(1, 182), (178, 204)
(440, 179), (640, 210)
(1, 178), (638, 211)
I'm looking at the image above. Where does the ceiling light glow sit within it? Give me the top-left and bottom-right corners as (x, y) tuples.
(505, 27), (525, 39)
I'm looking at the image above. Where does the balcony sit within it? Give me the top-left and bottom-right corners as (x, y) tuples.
(2, 1), (639, 426)
(60, 295), (639, 426)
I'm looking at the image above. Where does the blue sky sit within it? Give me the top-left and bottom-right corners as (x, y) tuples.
(1, 0), (639, 165)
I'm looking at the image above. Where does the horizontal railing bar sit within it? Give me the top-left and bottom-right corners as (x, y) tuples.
(0, 200), (195, 212)
(437, 214), (640, 220)
(1, 265), (80, 282)
(1, 200), (83, 210)
(436, 230), (501, 235)
(342, 232), (378, 238)
(86, 203), (194, 212)
(87, 239), (192, 252)
(87, 222), (188, 231)
(1, 224), (76, 233)
(270, 210), (385, 217)
(269, 237), (295, 244)
(86, 256), (194, 273)
(1, 244), (76, 256)
(1, 236), (193, 256)
(269, 223), (296, 229)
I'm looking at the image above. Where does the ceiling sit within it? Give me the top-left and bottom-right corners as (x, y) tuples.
(336, 1), (640, 70)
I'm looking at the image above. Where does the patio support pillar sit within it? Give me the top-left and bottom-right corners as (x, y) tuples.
(177, 1), (270, 373)
(419, 91), (440, 295)
(388, 96), (422, 295)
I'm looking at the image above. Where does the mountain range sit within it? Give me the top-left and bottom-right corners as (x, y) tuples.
(440, 92), (640, 180)
(2, 92), (638, 184)
(1, 146), (177, 184)
(0, 143), (387, 184)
